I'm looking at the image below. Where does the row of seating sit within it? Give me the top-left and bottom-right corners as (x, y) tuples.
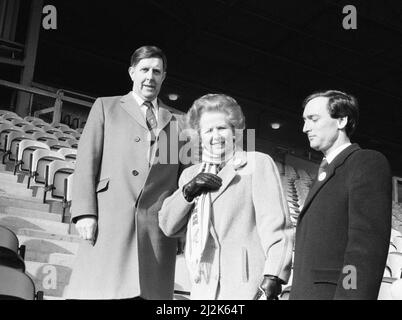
(0, 110), (76, 217)
(0, 225), (43, 299)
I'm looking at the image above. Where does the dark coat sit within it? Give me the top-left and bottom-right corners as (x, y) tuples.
(65, 93), (184, 299)
(290, 144), (392, 300)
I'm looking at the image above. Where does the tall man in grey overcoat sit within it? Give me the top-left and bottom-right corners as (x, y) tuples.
(290, 90), (392, 300)
(64, 46), (184, 299)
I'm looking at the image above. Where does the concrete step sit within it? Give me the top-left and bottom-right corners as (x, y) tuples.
(0, 172), (32, 187)
(0, 195), (51, 212)
(0, 206), (63, 222)
(17, 235), (79, 256)
(0, 213), (70, 235)
(0, 181), (47, 200)
(0, 161), (15, 173)
(0, 183), (37, 199)
(48, 252), (76, 267)
(17, 228), (81, 243)
(0, 170), (19, 182)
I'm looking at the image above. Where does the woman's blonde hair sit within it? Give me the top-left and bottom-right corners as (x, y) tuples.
(186, 93), (246, 132)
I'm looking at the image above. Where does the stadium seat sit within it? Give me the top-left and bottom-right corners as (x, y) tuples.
(1, 113), (22, 121)
(55, 132), (75, 141)
(387, 252), (402, 278)
(2, 131), (33, 164)
(0, 265), (37, 300)
(41, 125), (63, 135)
(0, 110), (18, 117)
(378, 277), (397, 300)
(43, 159), (75, 203)
(20, 124), (45, 134)
(65, 173), (74, 203)
(66, 138), (79, 149)
(0, 118), (12, 125)
(45, 140), (70, 151)
(0, 124), (23, 152)
(61, 127), (78, 135)
(28, 149), (65, 187)
(57, 147), (77, 161)
(31, 132), (58, 143)
(391, 228), (402, 240)
(384, 266), (392, 278)
(23, 116), (42, 123)
(10, 119), (30, 127)
(31, 119), (47, 128)
(390, 278), (402, 299)
(389, 242), (397, 253)
(68, 131), (81, 140)
(393, 236), (402, 253)
(53, 123), (70, 131)
(62, 173), (74, 222)
(15, 140), (50, 175)
(0, 226), (26, 272)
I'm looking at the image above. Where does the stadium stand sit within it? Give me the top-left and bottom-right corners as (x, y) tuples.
(0, 110), (401, 299)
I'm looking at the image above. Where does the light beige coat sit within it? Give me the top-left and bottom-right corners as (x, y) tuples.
(159, 151), (293, 300)
(64, 92), (183, 299)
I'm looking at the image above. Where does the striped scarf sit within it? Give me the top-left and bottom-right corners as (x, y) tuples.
(184, 147), (234, 284)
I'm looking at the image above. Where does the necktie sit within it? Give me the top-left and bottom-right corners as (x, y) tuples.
(144, 101), (157, 129)
(143, 101), (157, 144)
(318, 158), (328, 176)
(143, 101), (158, 167)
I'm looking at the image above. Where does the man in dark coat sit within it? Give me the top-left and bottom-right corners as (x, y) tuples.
(290, 90), (392, 300)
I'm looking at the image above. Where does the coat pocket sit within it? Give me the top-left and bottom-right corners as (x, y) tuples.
(312, 268), (341, 285)
(95, 178), (110, 193)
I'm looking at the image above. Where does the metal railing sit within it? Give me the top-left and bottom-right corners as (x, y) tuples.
(0, 78), (95, 124)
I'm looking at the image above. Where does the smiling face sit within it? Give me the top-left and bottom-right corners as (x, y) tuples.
(302, 97), (348, 155)
(199, 111), (235, 158)
(129, 57), (166, 101)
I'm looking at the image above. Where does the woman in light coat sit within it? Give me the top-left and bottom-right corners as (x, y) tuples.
(159, 94), (293, 300)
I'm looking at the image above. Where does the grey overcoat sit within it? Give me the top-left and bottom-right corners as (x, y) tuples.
(64, 92), (183, 299)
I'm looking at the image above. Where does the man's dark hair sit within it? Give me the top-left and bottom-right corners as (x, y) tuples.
(303, 90), (359, 137)
(130, 45), (167, 72)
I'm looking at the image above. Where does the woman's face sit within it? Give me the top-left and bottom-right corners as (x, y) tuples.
(199, 111), (234, 157)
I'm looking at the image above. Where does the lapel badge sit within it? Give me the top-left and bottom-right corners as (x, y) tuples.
(318, 172), (327, 181)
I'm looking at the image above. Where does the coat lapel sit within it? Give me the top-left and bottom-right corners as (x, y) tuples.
(157, 100), (173, 133)
(299, 144), (360, 220)
(210, 150), (248, 203)
(119, 92), (148, 130)
(119, 94), (173, 134)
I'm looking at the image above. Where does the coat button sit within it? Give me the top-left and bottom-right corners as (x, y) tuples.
(135, 136), (141, 142)
(132, 170), (139, 176)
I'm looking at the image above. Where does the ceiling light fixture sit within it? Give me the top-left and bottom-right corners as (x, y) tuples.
(168, 93), (179, 101)
(271, 122), (281, 130)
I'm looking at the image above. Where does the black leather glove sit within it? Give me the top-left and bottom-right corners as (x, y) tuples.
(260, 275), (283, 300)
(182, 172), (222, 202)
